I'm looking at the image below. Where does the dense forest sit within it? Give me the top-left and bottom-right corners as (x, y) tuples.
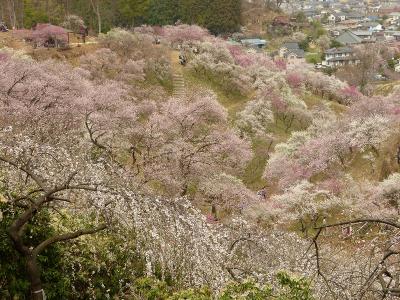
(0, 0), (241, 34)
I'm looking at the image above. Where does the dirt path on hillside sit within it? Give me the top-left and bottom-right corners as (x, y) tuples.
(170, 50), (186, 97)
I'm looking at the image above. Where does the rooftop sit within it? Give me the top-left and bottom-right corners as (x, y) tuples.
(281, 42), (300, 50)
(325, 47), (353, 54)
(326, 56), (358, 62)
(335, 31), (363, 45)
(361, 21), (380, 27)
(285, 48), (305, 58)
(352, 30), (373, 36)
(240, 38), (267, 45)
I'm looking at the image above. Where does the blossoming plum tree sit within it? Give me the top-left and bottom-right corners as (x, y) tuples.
(0, 134), (119, 299)
(128, 90), (252, 195)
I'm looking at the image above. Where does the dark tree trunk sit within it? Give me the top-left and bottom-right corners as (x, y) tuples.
(27, 256), (44, 300)
(181, 183), (188, 196)
(211, 204), (217, 219)
(0, 156), (107, 300)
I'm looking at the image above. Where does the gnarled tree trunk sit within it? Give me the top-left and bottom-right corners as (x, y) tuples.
(27, 256), (44, 300)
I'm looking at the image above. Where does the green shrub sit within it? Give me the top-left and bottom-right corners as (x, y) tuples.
(0, 203), (71, 299)
(219, 272), (313, 300)
(306, 53), (322, 64)
(169, 287), (212, 299)
(276, 271), (314, 300)
(219, 280), (272, 299)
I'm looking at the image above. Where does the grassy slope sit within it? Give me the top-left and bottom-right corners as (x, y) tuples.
(0, 31), (101, 66)
(178, 56), (332, 191)
(183, 70), (250, 118)
(372, 80), (400, 96)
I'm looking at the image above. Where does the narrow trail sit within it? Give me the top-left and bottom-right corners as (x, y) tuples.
(69, 41), (98, 46)
(170, 50), (186, 98)
(173, 72), (186, 97)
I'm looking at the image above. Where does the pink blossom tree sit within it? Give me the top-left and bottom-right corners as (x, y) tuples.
(198, 173), (258, 217)
(126, 90), (252, 196)
(286, 72), (304, 89)
(338, 85), (363, 104)
(162, 24), (209, 46)
(0, 56), (135, 298)
(80, 48), (146, 82)
(32, 24), (68, 48)
(227, 45), (256, 67)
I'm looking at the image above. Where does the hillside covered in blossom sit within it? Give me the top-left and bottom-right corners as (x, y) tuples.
(1, 24), (400, 299)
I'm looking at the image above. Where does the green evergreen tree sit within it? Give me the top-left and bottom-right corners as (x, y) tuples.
(116, 0), (150, 26)
(204, 0), (241, 35)
(147, 0), (181, 25)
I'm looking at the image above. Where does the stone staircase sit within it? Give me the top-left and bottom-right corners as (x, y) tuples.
(172, 72), (186, 98)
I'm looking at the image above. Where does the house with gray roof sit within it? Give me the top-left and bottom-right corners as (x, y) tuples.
(279, 42), (305, 60)
(240, 38), (267, 49)
(393, 32), (400, 41)
(303, 9), (319, 20)
(352, 30), (373, 40)
(345, 12), (364, 21)
(323, 47), (359, 67)
(336, 12), (347, 22)
(388, 12), (400, 20)
(388, 12), (400, 25)
(358, 21), (383, 32)
(335, 31), (363, 45)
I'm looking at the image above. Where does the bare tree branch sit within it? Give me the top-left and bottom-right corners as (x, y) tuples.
(32, 223), (107, 257)
(316, 219), (400, 230)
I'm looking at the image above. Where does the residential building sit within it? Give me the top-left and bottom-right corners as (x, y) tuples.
(352, 30), (373, 40)
(336, 13), (347, 22)
(335, 19), (360, 30)
(358, 21), (383, 32)
(346, 12), (364, 21)
(327, 11), (347, 24)
(328, 13), (337, 24)
(368, 4), (381, 13)
(240, 38), (267, 49)
(303, 9), (319, 21)
(335, 31), (363, 45)
(395, 62), (400, 73)
(366, 16), (380, 22)
(279, 42), (305, 60)
(388, 12), (400, 23)
(394, 32), (400, 41)
(386, 24), (400, 31)
(323, 47), (359, 67)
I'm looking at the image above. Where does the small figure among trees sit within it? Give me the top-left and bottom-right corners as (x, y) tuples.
(397, 145), (400, 165)
(179, 53), (186, 65)
(0, 22), (8, 32)
(257, 188), (268, 200)
(79, 25), (89, 43)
